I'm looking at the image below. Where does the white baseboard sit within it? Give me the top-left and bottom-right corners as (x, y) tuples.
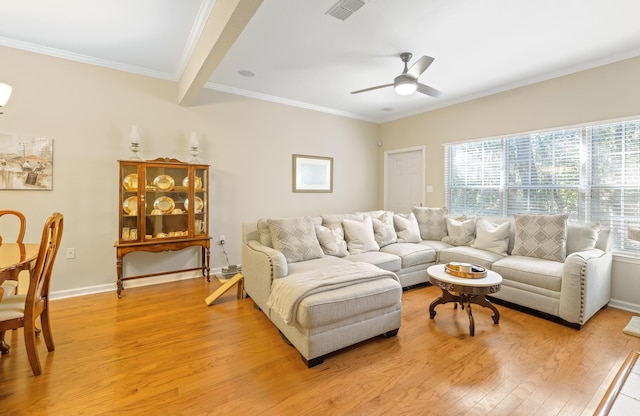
(50, 267), (230, 300)
(608, 299), (640, 315)
(49, 269), (640, 316)
(51, 283), (116, 300)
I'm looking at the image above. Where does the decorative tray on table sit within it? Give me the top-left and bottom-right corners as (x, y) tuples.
(445, 262), (487, 279)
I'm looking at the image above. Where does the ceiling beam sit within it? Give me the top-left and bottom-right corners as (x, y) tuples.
(178, 0), (263, 106)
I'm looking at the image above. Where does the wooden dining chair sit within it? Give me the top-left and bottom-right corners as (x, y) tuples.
(0, 209), (27, 244)
(0, 210), (27, 296)
(0, 212), (63, 375)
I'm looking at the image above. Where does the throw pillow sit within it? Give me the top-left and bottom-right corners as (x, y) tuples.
(412, 206), (449, 240)
(566, 222), (601, 255)
(257, 218), (273, 247)
(393, 212), (421, 243)
(512, 213), (568, 262)
(441, 217), (476, 246)
(342, 216), (380, 254)
(321, 213), (364, 226)
(356, 210), (387, 219)
(471, 218), (510, 255)
(268, 217), (325, 263)
(370, 211), (397, 247)
(314, 223), (349, 257)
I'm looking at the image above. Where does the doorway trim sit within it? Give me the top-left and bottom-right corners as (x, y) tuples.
(383, 145), (426, 211)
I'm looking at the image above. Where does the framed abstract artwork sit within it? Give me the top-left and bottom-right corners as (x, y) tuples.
(292, 154), (333, 193)
(0, 134), (53, 190)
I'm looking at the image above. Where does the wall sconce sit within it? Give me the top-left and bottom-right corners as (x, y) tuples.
(129, 125), (141, 159)
(189, 131), (200, 163)
(0, 83), (12, 113)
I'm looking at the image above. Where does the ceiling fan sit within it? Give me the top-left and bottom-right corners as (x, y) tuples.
(351, 52), (442, 98)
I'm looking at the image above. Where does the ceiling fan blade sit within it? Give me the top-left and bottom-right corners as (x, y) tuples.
(416, 82), (443, 98)
(406, 56), (434, 79)
(350, 83), (394, 94)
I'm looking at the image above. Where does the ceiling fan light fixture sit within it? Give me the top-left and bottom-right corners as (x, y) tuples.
(394, 76), (416, 96)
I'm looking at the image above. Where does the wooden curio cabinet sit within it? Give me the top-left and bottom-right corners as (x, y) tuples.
(114, 158), (210, 297)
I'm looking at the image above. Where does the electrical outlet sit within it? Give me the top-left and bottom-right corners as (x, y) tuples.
(66, 248), (75, 259)
(219, 235), (225, 244)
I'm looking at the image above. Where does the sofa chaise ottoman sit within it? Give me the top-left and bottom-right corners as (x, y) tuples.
(242, 218), (403, 367)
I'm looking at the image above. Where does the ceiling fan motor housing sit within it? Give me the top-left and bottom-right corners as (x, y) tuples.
(400, 52), (413, 64)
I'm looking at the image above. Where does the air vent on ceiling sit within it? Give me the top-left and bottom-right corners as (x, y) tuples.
(326, 0), (366, 21)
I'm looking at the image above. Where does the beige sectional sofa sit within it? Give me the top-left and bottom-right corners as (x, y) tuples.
(241, 208), (612, 366)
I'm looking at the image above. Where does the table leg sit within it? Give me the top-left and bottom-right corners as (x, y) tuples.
(429, 289), (460, 319)
(203, 246), (211, 282)
(465, 294), (500, 336)
(430, 290), (499, 336)
(0, 330), (9, 355)
(471, 294), (500, 324)
(462, 294), (475, 336)
(116, 256), (124, 298)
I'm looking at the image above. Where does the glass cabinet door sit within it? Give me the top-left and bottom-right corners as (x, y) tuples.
(192, 167), (207, 237)
(144, 164), (189, 240)
(118, 159), (209, 245)
(120, 162), (141, 242)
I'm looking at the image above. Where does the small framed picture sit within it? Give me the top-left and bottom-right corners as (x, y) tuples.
(292, 154), (333, 193)
(0, 135), (53, 190)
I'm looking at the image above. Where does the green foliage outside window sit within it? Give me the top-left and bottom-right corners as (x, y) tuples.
(445, 119), (640, 254)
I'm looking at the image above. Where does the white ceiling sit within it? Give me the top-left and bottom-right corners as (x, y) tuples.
(1, 0), (640, 123)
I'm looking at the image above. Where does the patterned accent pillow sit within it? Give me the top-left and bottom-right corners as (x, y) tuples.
(268, 217), (325, 263)
(393, 212), (421, 243)
(441, 217), (476, 246)
(342, 216), (380, 254)
(314, 223), (348, 257)
(512, 214), (568, 262)
(412, 206), (449, 240)
(370, 211), (397, 247)
(471, 218), (510, 255)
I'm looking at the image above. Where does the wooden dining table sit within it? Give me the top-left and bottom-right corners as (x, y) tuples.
(0, 242), (39, 282)
(0, 242), (39, 354)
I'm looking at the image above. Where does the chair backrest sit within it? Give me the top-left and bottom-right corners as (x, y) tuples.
(25, 212), (63, 319)
(0, 210), (26, 244)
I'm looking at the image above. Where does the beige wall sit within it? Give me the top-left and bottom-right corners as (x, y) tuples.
(378, 56), (640, 311)
(0, 46), (380, 296)
(3, 43), (639, 310)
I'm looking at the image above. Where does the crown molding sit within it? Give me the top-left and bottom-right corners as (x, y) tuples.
(205, 82), (380, 123)
(0, 36), (177, 81)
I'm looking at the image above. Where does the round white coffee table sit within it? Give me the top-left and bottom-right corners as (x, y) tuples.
(427, 264), (502, 336)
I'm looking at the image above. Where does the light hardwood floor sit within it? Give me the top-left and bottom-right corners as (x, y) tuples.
(2, 278), (640, 415)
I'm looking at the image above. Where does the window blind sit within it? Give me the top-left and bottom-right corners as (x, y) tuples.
(444, 118), (640, 255)
(445, 139), (503, 216)
(590, 120), (640, 252)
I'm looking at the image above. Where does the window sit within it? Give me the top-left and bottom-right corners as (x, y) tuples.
(445, 118), (640, 254)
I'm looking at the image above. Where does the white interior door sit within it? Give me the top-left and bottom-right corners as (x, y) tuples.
(384, 147), (425, 213)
